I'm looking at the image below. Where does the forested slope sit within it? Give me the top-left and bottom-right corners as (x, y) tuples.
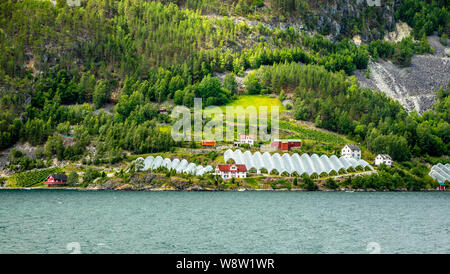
(0, 0), (448, 173)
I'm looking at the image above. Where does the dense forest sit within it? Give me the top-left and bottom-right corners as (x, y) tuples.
(0, 0), (448, 173)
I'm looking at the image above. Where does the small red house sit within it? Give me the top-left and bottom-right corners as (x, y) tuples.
(438, 182), (446, 191)
(45, 174), (68, 188)
(270, 139), (302, 151)
(202, 140), (216, 147)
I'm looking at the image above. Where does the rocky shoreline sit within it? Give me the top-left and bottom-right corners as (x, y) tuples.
(1, 186), (446, 192)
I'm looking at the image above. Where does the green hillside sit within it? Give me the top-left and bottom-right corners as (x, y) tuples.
(0, 0), (448, 189)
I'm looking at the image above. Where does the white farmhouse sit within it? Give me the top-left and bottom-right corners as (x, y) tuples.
(375, 154), (393, 166)
(239, 135), (255, 147)
(215, 164), (247, 179)
(341, 144), (361, 160)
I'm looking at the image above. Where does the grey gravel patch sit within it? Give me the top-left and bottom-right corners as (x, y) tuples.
(427, 35), (449, 58)
(355, 54), (449, 114)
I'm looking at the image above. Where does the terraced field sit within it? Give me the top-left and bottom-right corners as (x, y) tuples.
(279, 120), (347, 145)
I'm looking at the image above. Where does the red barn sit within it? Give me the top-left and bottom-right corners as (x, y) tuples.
(45, 174), (68, 188)
(270, 139), (302, 151)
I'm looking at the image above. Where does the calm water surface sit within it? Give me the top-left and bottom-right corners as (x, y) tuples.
(0, 190), (449, 254)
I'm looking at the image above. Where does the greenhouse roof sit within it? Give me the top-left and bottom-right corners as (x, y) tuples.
(429, 163), (450, 183)
(224, 149), (374, 176)
(135, 156), (213, 176)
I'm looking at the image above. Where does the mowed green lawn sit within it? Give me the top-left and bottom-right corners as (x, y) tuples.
(204, 95), (285, 117)
(221, 95), (285, 113)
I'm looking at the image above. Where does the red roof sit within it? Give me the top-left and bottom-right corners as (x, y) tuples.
(217, 164), (247, 172)
(240, 135), (255, 140)
(44, 174), (67, 185)
(270, 139), (302, 150)
(202, 140), (216, 146)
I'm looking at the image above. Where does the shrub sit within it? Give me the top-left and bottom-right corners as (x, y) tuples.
(365, 68), (370, 79)
(440, 34), (448, 46)
(302, 174), (318, 191)
(82, 168), (102, 186)
(67, 171), (79, 186)
(324, 178), (339, 190)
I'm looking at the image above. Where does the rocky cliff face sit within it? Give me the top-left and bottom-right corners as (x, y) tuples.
(355, 36), (450, 114)
(223, 0), (401, 42)
(296, 0), (401, 42)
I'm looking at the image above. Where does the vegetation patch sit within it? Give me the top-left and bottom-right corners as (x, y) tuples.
(11, 167), (63, 187)
(221, 95), (285, 112)
(279, 120), (347, 145)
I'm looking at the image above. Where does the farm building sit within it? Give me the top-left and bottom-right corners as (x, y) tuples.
(215, 164), (247, 179)
(375, 154), (393, 166)
(238, 135), (255, 146)
(341, 144), (361, 160)
(44, 174), (68, 187)
(270, 139), (302, 151)
(202, 140), (216, 147)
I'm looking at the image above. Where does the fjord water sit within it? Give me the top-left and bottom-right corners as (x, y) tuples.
(0, 190), (449, 254)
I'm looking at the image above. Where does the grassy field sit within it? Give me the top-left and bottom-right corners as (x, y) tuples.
(168, 95), (286, 140)
(279, 119), (348, 145)
(222, 95), (285, 113)
(205, 95), (285, 116)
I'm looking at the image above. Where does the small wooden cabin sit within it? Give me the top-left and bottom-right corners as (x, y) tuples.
(45, 174), (68, 188)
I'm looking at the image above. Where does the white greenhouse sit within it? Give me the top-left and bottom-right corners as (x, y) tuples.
(429, 163), (450, 183)
(224, 149), (374, 176)
(135, 156), (213, 176)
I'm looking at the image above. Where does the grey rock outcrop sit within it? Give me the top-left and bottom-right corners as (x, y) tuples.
(355, 41), (449, 114)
